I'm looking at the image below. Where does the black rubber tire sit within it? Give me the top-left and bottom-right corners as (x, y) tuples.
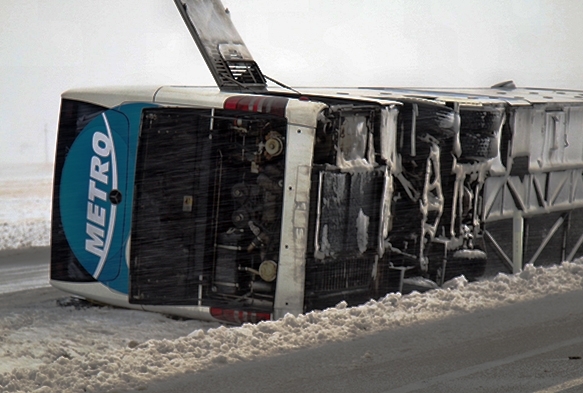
(442, 251), (488, 282)
(459, 132), (496, 161)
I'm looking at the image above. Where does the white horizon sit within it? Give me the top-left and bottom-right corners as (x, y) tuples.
(2, 0), (583, 165)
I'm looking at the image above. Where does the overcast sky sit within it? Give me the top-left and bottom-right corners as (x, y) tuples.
(2, 0), (583, 165)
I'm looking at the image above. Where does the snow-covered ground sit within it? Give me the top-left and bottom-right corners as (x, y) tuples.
(0, 164), (53, 251)
(1, 165), (583, 393)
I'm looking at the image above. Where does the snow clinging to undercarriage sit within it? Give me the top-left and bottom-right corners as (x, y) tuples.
(356, 208), (369, 254)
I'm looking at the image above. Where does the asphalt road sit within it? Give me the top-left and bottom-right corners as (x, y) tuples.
(2, 248), (583, 393)
(138, 291), (583, 392)
(0, 246), (50, 295)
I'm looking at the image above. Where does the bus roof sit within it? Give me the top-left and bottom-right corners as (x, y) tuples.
(62, 84), (583, 111)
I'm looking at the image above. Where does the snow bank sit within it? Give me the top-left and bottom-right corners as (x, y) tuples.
(0, 299), (219, 391)
(1, 261), (583, 393)
(0, 164), (52, 251)
(2, 163), (583, 392)
(0, 221), (51, 251)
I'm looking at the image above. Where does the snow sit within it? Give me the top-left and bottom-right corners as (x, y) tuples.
(0, 164), (52, 251)
(0, 299), (220, 379)
(356, 208), (369, 253)
(2, 262), (583, 393)
(1, 165), (583, 393)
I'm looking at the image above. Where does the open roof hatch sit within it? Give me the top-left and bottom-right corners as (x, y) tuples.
(174, 0), (267, 92)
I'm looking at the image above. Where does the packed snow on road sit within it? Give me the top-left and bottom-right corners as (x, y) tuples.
(1, 165), (583, 393)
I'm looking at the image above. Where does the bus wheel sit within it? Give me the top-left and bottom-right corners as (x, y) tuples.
(441, 248), (488, 283)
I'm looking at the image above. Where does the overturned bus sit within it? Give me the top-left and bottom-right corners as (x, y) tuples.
(50, 0), (583, 323)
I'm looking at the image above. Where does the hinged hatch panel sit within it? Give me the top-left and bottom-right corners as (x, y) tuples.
(174, 0), (267, 92)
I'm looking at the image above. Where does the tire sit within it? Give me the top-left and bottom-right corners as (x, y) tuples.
(460, 110), (502, 132)
(442, 248), (488, 282)
(459, 132), (496, 161)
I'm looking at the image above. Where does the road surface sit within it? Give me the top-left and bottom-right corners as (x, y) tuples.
(138, 290), (583, 392)
(2, 248), (583, 393)
(0, 247), (50, 295)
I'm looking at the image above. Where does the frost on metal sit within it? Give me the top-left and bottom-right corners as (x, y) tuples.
(336, 115), (375, 172)
(356, 209), (370, 254)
